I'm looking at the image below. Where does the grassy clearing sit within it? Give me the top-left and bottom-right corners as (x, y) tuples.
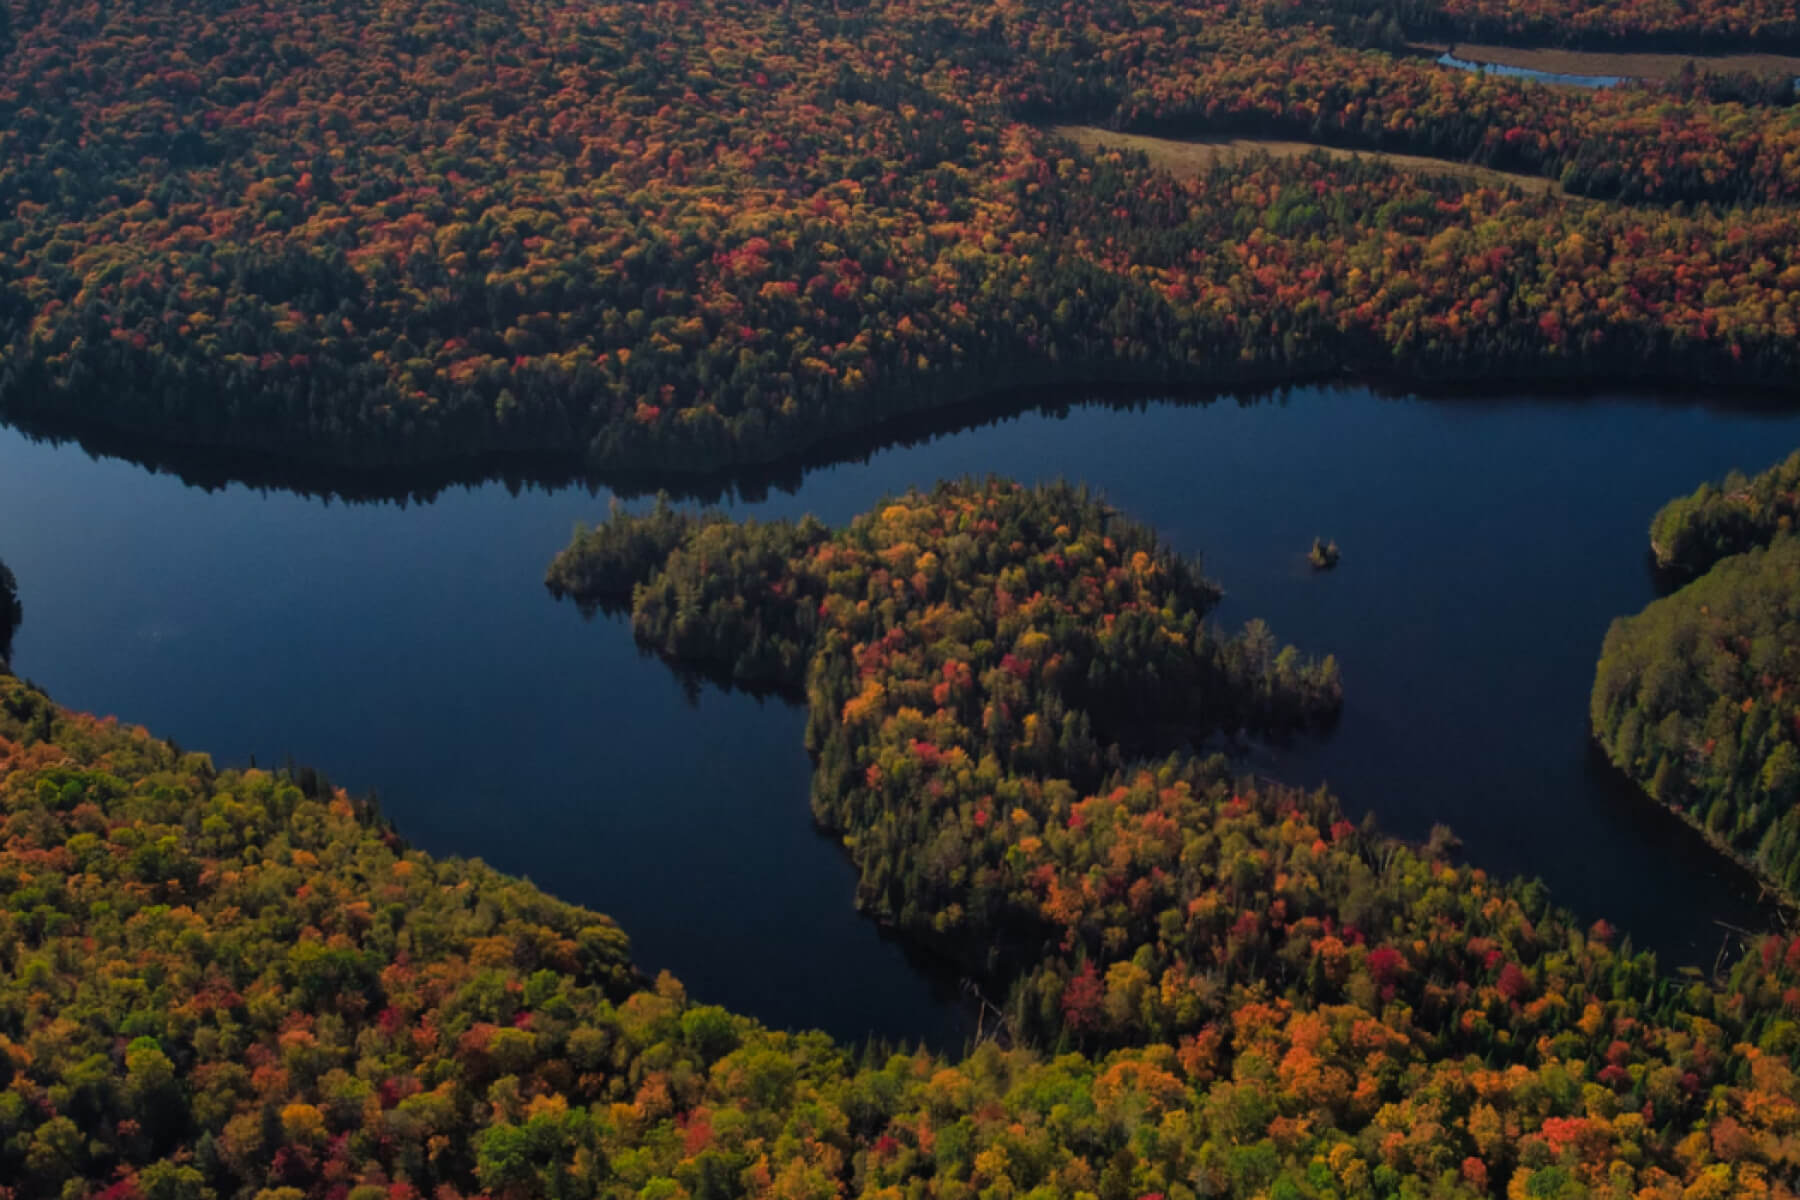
(1049, 124), (1565, 197)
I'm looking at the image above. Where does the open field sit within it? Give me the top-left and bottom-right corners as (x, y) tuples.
(1049, 124), (1566, 196)
(1414, 41), (1800, 81)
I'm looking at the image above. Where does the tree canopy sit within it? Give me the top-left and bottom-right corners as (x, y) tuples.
(1650, 448), (1800, 579)
(552, 481), (1343, 1043)
(1595, 530), (1800, 904)
(3, 0), (1800, 477)
(1596, 449), (1800, 906)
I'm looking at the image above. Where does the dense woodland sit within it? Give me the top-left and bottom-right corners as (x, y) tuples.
(1650, 449), (1800, 578)
(1595, 447), (1800, 907)
(3, 517), (1800, 1197)
(551, 481), (1343, 1037)
(4, 0), (1800, 475)
(11, 0), (1800, 1193)
(1592, 536), (1800, 906)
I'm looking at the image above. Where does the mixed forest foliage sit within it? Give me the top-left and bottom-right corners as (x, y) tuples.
(551, 481), (1343, 1036)
(1650, 449), (1800, 578)
(10, 503), (1800, 1197)
(10, 0), (1800, 1193)
(1594, 497), (1800, 905)
(5, 0), (1800, 475)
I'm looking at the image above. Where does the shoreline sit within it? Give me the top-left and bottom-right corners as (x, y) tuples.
(1589, 734), (1799, 922)
(4, 356), (1798, 505)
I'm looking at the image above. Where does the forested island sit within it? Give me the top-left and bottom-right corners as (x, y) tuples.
(1595, 451), (1800, 906)
(4, 0), (1800, 477)
(551, 481), (1343, 1037)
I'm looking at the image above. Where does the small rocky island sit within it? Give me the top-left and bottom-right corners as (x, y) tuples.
(1309, 537), (1341, 570)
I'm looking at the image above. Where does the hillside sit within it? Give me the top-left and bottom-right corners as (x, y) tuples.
(4, 0), (1800, 477)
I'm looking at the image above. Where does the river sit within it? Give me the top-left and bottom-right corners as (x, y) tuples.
(1, 384), (1794, 1047)
(1436, 50), (1625, 87)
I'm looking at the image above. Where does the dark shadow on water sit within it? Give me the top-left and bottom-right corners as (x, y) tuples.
(833, 855), (991, 1054)
(660, 658), (805, 709)
(0, 380), (1220, 504)
(629, 650), (994, 1049)
(1582, 738), (1792, 956)
(0, 410), (602, 506)
(664, 376), (1800, 507)
(1644, 547), (1682, 596)
(5, 373), (1798, 508)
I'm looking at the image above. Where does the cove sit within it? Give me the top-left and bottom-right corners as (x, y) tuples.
(1, 384), (1795, 1048)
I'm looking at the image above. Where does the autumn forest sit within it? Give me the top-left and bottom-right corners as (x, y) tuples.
(6, 0), (1800, 475)
(5, 0), (1800, 1196)
(3, 477), (1800, 1200)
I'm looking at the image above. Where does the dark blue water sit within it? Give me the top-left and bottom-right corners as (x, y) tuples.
(2, 386), (1795, 1046)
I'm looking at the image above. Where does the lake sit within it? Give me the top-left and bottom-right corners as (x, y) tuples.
(1, 385), (1794, 1048)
